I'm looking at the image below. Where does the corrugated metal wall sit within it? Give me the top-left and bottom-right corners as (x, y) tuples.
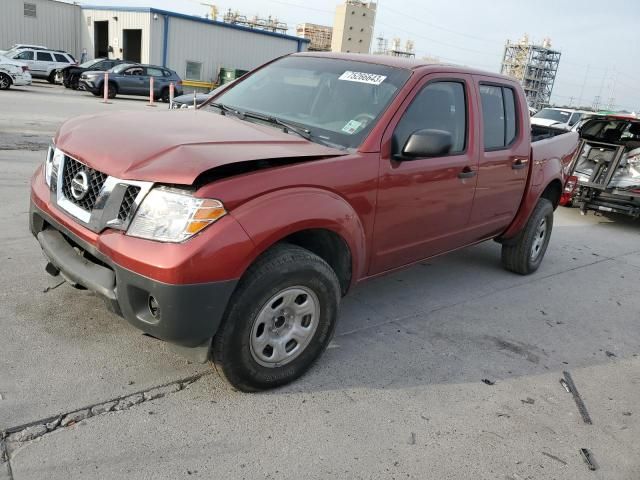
(164, 17), (304, 82)
(0, 0), (80, 57)
(80, 9), (152, 63)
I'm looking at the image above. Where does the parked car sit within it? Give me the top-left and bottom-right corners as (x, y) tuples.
(0, 44), (48, 56)
(561, 116), (640, 216)
(169, 81), (237, 109)
(9, 47), (75, 83)
(80, 63), (183, 101)
(56, 58), (130, 89)
(30, 53), (579, 391)
(0, 55), (32, 89)
(531, 108), (590, 131)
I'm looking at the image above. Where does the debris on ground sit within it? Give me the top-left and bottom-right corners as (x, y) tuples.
(408, 432), (416, 445)
(559, 379), (571, 393)
(605, 351), (616, 358)
(521, 397), (535, 405)
(580, 448), (597, 471)
(481, 379), (495, 386)
(563, 371), (593, 425)
(541, 451), (567, 465)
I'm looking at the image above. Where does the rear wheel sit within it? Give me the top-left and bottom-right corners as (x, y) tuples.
(160, 87), (170, 103)
(212, 244), (340, 391)
(70, 75), (79, 90)
(47, 71), (56, 84)
(501, 198), (554, 275)
(0, 73), (11, 90)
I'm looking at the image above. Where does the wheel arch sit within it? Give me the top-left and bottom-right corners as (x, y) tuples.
(540, 178), (563, 210)
(231, 187), (367, 294)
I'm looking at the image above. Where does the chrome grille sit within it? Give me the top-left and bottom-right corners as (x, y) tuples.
(118, 185), (141, 221)
(61, 156), (107, 211)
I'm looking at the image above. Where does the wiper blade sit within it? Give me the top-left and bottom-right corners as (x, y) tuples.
(239, 110), (312, 140)
(209, 102), (239, 116)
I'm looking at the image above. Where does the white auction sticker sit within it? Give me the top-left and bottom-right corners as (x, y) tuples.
(338, 71), (387, 85)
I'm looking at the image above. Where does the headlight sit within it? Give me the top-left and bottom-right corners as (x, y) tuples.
(127, 187), (226, 242)
(44, 146), (64, 188)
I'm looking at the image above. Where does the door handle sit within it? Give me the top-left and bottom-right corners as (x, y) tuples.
(458, 167), (477, 179)
(512, 158), (529, 170)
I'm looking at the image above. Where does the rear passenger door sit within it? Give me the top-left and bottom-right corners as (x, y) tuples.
(467, 79), (529, 239)
(371, 74), (479, 274)
(145, 67), (167, 95)
(119, 66), (145, 94)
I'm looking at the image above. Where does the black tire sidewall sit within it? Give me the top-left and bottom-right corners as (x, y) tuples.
(214, 247), (339, 391)
(0, 74), (10, 90)
(523, 199), (554, 271)
(107, 83), (116, 98)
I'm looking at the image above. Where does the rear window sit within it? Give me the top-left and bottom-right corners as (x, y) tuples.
(36, 51), (53, 61)
(146, 67), (165, 77)
(479, 84), (518, 150)
(14, 51), (33, 60)
(54, 53), (69, 63)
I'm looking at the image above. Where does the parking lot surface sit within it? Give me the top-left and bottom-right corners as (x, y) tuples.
(1, 83), (639, 479)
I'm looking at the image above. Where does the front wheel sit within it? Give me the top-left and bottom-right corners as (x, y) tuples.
(212, 244), (340, 391)
(501, 198), (554, 275)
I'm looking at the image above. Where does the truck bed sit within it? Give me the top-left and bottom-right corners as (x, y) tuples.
(531, 126), (579, 172)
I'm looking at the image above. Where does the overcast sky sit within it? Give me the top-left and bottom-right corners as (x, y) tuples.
(79, 0), (639, 111)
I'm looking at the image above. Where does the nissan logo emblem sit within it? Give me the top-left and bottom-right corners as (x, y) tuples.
(70, 171), (90, 200)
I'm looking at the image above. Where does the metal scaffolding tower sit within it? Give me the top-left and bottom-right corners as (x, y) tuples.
(500, 35), (561, 111)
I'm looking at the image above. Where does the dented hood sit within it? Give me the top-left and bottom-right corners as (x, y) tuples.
(54, 110), (346, 184)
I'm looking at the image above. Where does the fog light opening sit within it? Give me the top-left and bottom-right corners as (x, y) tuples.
(148, 295), (161, 319)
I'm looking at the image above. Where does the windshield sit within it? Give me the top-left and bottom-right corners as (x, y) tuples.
(533, 108), (572, 123)
(80, 59), (102, 68)
(210, 56), (411, 149)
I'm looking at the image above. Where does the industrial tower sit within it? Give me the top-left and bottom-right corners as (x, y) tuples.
(500, 35), (561, 110)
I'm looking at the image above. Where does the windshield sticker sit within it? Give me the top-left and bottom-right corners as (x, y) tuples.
(338, 71), (387, 85)
(342, 119), (363, 134)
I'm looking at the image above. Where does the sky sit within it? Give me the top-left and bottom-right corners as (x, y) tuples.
(77, 0), (640, 111)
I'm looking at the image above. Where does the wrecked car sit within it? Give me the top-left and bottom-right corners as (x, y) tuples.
(561, 116), (640, 217)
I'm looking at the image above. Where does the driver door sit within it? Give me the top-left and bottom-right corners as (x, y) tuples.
(370, 74), (479, 274)
(119, 66), (145, 94)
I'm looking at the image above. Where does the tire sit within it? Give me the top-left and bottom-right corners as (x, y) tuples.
(107, 82), (117, 99)
(70, 75), (79, 90)
(47, 71), (56, 84)
(91, 89), (101, 97)
(501, 198), (554, 275)
(0, 73), (11, 90)
(160, 87), (170, 103)
(212, 243), (340, 392)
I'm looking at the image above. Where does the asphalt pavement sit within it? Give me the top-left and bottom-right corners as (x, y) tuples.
(1, 82), (639, 480)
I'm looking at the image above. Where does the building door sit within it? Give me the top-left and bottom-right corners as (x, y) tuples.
(123, 29), (142, 63)
(94, 21), (109, 58)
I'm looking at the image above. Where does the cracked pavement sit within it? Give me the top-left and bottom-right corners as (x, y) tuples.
(1, 82), (640, 479)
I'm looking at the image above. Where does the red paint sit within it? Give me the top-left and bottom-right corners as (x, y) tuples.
(32, 54), (579, 289)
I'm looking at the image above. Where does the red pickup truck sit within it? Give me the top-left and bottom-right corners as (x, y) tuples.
(30, 53), (578, 391)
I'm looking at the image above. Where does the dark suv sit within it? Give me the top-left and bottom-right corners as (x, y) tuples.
(80, 63), (183, 101)
(57, 58), (129, 90)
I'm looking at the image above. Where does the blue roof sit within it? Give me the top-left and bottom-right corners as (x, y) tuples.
(81, 5), (310, 44)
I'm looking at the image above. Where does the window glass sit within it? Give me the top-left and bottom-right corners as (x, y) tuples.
(124, 67), (144, 76)
(480, 85), (505, 149)
(394, 81), (467, 155)
(568, 112), (582, 126)
(146, 67), (164, 77)
(54, 53), (69, 63)
(15, 51), (33, 60)
(503, 88), (517, 145)
(185, 61), (202, 80)
(36, 52), (53, 61)
(24, 2), (37, 17)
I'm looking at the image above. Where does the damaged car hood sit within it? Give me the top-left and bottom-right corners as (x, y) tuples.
(54, 110), (346, 184)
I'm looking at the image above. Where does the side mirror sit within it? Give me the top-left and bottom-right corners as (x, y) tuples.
(396, 129), (453, 160)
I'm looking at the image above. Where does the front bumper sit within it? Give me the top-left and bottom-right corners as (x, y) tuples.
(30, 201), (237, 350)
